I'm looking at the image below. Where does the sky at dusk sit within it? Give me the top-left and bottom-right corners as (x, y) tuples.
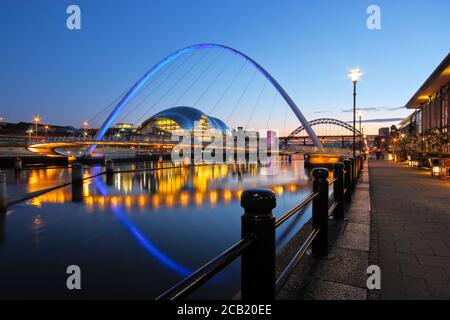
(0, 0), (449, 135)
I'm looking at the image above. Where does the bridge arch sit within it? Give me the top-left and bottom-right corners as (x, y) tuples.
(288, 118), (363, 138)
(87, 44), (322, 155)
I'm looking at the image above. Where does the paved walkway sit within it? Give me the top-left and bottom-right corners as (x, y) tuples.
(369, 160), (450, 299)
(278, 165), (371, 300)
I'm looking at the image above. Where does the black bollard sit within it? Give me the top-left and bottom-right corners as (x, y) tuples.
(241, 188), (276, 300)
(333, 162), (345, 219)
(343, 159), (352, 202)
(311, 168), (330, 258)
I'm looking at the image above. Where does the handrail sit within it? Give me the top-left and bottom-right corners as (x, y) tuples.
(328, 201), (338, 217)
(156, 235), (255, 301)
(275, 228), (320, 294)
(275, 191), (318, 228)
(153, 156), (364, 300)
(328, 177), (338, 186)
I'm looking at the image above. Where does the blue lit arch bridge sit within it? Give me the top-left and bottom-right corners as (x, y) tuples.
(26, 44), (360, 159)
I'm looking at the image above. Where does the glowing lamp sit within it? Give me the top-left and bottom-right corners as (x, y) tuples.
(431, 159), (440, 177)
(347, 69), (363, 83)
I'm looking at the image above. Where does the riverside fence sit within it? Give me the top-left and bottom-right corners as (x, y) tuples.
(156, 155), (364, 300)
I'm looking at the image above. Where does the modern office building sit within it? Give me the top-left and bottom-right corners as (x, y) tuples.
(400, 52), (450, 154)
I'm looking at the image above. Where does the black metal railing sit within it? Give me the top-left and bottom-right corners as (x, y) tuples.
(156, 156), (364, 300)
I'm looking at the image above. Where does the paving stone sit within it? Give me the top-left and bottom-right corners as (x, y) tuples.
(426, 279), (450, 298)
(400, 263), (448, 280)
(336, 223), (370, 251)
(417, 255), (450, 268)
(298, 278), (367, 300)
(380, 251), (418, 264)
(369, 160), (450, 300)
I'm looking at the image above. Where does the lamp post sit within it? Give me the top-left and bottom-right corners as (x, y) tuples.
(358, 111), (363, 153)
(27, 129), (33, 142)
(33, 115), (40, 138)
(347, 69), (363, 158)
(44, 125), (49, 138)
(83, 121), (89, 140)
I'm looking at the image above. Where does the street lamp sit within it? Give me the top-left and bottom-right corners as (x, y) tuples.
(27, 128), (33, 141)
(83, 121), (89, 140)
(44, 125), (49, 137)
(358, 111), (363, 153)
(33, 115), (41, 138)
(347, 69), (363, 158)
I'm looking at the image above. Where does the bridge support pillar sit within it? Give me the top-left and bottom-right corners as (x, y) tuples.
(105, 158), (115, 175)
(14, 158), (22, 172)
(71, 163), (83, 187)
(241, 188), (276, 300)
(0, 173), (7, 212)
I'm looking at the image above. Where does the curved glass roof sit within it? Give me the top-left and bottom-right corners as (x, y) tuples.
(142, 106), (229, 132)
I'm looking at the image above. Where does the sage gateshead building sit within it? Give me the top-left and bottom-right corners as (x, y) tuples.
(136, 106), (229, 140)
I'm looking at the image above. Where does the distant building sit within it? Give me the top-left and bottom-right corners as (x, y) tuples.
(137, 106), (229, 139)
(378, 127), (390, 137)
(0, 122), (81, 136)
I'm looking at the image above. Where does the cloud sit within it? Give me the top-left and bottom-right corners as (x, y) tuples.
(312, 110), (332, 114)
(345, 117), (404, 123)
(342, 107), (386, 113)
(386, 106), (405, 110)
(341, 106), (405, 113)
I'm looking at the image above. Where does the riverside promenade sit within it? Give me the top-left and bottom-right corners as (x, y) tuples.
(369, 160), (450, 299)
(278, 163), (371, 300)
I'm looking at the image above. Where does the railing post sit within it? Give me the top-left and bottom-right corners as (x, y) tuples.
(343, 159), (352, 202)
(349, 157), (355, 190)
(311, 168), (329, 257)
(333, 162), (344, 219)
(241, 188), (276, 300)
(0, 172), (6, 212)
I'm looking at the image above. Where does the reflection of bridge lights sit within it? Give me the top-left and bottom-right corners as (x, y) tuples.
(180, 192), (189, 207)
(209, 191), (217, 205)
(223, 190), (232, 203)
(274, 186), (284, 195)
(195, 192), (203, 206)
(125, 196), (132, 208)
(166, 194), (174, 206)
(152, 195), (160, 208)
(33, 215), (42, 226)
(138, 195), (146, 207)
(31, 198), (42, 208)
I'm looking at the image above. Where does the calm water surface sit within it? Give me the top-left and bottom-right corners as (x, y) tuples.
(0, 158), (317, 299)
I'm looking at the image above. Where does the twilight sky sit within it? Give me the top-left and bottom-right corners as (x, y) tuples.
(0, 0), (449, 135)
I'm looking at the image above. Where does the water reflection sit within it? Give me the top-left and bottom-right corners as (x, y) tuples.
(1, 158), (319, 299)
(30, 162), (312, 212)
